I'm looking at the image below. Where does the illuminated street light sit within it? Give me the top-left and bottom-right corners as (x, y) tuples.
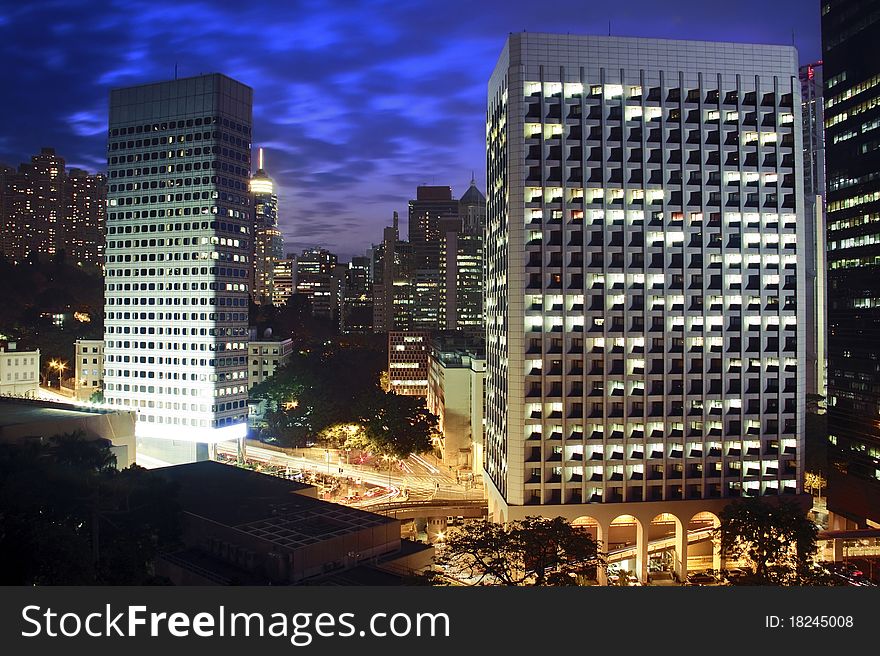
(47, 359), (67, 387)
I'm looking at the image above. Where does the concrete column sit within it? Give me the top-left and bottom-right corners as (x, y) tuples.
(426, 517), (448, 543)
(597, 522), (609, 586)
(675, 521), (689, 583)
(635, 521), (649, 584)
(832, 538), (843, 562)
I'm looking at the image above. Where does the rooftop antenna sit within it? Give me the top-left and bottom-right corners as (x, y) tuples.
(174, 63), (178, 80)
(608, 21), (611, 36)
(259, 147), (264, 171)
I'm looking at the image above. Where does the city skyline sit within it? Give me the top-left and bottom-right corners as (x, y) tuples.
(0, 0), (820, 259)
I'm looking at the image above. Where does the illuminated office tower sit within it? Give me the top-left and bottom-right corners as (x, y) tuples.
(272, 256), (295, 307)
(441, 179), (486, 331)
(251, 148), (283, 304)
(296, 247), (339, 320)
(408, 186), (459, 330)
(103, 73), (253, 463)
(822, 0), (880, 526)
(485, 33), (805, 578)
(340, 255), (374, 334)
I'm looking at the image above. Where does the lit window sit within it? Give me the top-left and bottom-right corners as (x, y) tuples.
(604, 84), (623, 98)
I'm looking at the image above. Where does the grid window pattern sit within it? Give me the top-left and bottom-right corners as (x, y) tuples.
(485, 34), (805, 509)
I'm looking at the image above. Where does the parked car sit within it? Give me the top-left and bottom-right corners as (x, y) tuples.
(723, 567), (749, 581)
(686, 572), (716, 586)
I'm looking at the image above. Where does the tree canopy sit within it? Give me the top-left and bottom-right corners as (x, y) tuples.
(250, 343), (438, 457)
(436, 516), (605, 586)
(0, 431), (181, 585)
(717, 498), (828, 585)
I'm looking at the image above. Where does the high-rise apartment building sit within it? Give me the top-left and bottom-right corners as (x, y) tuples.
(251, 148), (283, 305)
(822, 0), (880, 526)
(103, 73), (253, 464)
(486, 33), (805, 578)
(0, 148), (106, 265)
(68, 168), (108, 266)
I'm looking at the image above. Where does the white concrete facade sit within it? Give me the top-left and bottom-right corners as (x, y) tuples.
(103, 74), (253, 457)
(248, 338), (293, 389)
(0, 346), (39, 398)
(427, 349), (486, 471)
(485, 34), (806, 562)
(75, 339), (104, 400)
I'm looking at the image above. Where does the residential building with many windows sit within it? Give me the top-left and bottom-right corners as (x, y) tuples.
(0, 344), (39, 398)
(75, 338), (104, 401)
(0, 148), (106, 266)
(248, 337), (293, 388)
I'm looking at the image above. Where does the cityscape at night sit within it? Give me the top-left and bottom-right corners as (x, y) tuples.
(1, 0), (880, 601)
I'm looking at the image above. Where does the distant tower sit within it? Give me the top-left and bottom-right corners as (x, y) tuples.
(251, 148), (283, 304)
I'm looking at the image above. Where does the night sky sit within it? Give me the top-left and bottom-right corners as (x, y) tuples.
(0, 0), (821, 260)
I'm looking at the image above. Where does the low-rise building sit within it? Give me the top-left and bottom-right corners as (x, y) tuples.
(74, 338), (103, 400)
(427, 337), (485, 474)
(0, 343), (39, 398)
(248, 337), (293, 389)
(152, 461), (432, 585)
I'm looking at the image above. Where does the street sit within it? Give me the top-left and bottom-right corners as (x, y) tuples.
(217, 442), (484, 507)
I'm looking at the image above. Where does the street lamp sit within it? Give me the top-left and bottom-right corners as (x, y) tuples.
(48, 359), (67, 387)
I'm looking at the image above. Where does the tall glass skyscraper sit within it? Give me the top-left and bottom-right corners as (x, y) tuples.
(103, 73), (253, 464)
(251, 147), (283, 304)
(822, 0), (880, 525)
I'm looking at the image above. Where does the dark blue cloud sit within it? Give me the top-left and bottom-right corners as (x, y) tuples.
(0, 0), (821, 259)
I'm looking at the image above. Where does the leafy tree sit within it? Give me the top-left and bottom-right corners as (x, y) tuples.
(718, 498), (821, 585)
(437, 516), (604, 586)
(359, 391), (438, 459)
(0, 432), (181, 585)
(49, 431), (117, 471)
(249, 341), (436, 458)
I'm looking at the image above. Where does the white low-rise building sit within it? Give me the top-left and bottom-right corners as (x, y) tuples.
(0, 343), (39, 398)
